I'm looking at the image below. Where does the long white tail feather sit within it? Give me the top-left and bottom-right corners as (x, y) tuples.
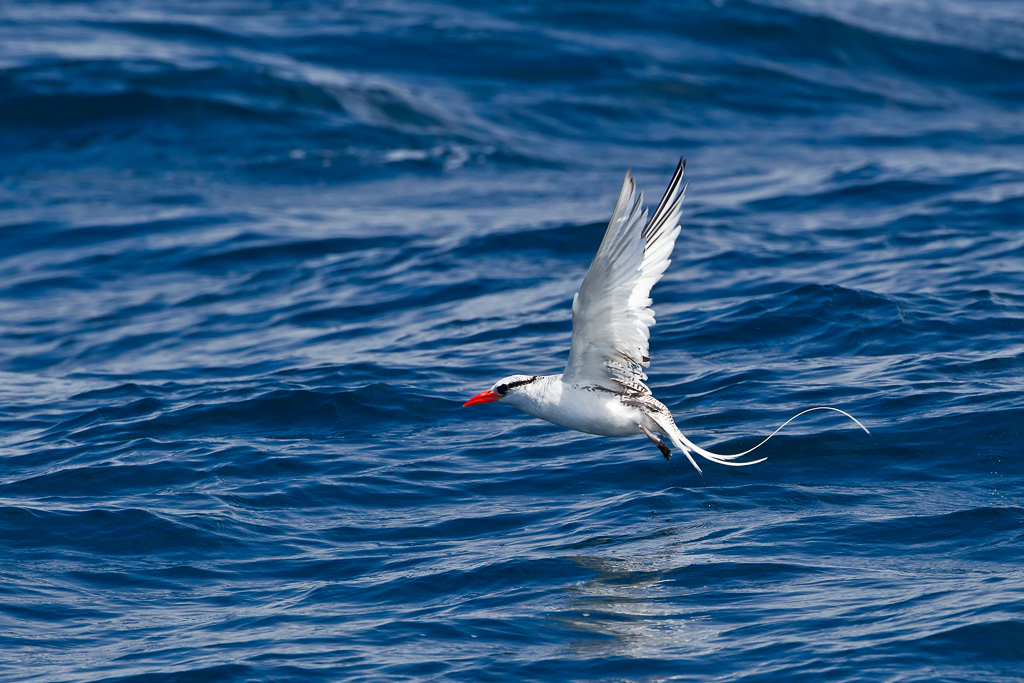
(661, 407), (869, 472)
(678, 446), (702, 474)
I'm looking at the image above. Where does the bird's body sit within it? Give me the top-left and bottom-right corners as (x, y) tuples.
(497, 374), (665, 437)
(464, 161), (867, 471)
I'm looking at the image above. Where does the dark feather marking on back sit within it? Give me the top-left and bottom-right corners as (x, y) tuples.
(584, 384), (650, 400)
(621, 394), (672, 416)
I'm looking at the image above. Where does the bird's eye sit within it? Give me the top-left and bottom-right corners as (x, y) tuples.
(496, 384), (508, 395)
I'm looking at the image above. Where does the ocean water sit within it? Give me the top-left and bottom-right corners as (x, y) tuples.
(2, 1), (1023, 681)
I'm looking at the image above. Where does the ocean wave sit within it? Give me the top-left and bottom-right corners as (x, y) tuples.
(1, 1), (1023, 681)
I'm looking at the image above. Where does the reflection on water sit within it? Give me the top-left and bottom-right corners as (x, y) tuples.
(562, 551), (724, 660)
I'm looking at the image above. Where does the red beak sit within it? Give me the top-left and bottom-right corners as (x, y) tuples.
(463, 390), (501, 407)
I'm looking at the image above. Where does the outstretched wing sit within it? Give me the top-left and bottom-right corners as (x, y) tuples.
(562, 159), (686, 394)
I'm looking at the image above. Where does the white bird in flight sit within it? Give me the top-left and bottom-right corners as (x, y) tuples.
(464, 160), (868, 472)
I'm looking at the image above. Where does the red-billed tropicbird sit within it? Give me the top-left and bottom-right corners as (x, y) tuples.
(464, 160), (868, 472)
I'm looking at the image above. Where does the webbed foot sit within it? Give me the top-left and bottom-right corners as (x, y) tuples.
(640, 424), (671, 461)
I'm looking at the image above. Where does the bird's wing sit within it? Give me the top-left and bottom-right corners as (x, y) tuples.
(562, 159), (686, 394)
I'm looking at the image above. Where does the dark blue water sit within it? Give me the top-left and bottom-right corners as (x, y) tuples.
(2, 1), (1024, 680)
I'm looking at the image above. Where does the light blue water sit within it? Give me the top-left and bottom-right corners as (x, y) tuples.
(1, 1), (1023, 681)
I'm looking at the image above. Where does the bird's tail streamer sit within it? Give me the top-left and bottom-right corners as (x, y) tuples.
(667, 407), (870, 473)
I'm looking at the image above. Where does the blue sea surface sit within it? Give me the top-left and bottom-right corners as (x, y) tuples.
(2, 1), (1024, 681)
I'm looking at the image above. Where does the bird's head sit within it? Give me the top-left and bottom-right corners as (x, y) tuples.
(463, 375), (539, 407)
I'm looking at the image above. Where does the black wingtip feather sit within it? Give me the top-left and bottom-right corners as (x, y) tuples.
(642, 159), (687, 240)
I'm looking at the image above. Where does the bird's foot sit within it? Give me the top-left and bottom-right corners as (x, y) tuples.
(639, 424), (671, 461)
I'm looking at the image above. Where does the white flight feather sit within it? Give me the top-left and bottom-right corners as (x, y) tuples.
(563, 160), (685, 394)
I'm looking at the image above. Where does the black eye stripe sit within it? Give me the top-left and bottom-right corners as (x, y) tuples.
(503, 376), (538, 391)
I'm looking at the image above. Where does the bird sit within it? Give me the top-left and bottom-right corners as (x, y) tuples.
(463, 160), (868, 472)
